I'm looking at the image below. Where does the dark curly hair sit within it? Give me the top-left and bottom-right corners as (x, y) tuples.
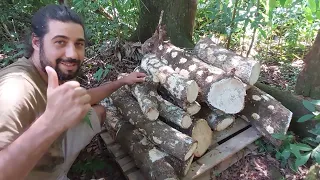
(24, 4), (85, 58)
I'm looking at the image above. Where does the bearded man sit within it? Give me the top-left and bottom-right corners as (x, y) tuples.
(0, 4), (146, 180)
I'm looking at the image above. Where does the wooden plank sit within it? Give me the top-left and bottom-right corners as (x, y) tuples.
(100, 132), (115, 145)
(210, 118), (249, 149)
(210, 143), (258, 176)
(183, 127), (261, 180)
(108, 144), (127, 158)
(194, 144), (258, 180)
(127, 170), (146, 180)
(121, 162), (137, 173)
(116, 156), (133, 167)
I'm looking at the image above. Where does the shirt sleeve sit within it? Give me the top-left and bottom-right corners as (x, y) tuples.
(0, 76), (38, 149)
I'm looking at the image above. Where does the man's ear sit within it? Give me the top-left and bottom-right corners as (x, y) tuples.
(31, 33), (40, 51)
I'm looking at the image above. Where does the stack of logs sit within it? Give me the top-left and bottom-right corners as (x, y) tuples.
(104, 26), (293, 180)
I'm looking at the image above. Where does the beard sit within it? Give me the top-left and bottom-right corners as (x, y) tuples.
(39, 45), (81, 81)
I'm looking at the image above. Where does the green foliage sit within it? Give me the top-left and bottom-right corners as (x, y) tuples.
(269, 99), (320, 172)
(84, 110), (93, 129)
(71, 158), (107, 174)
(93, 64), (113, 82)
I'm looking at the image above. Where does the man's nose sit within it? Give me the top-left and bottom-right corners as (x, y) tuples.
(65, 45), (78, 59)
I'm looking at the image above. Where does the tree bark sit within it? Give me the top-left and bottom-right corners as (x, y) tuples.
(110, 87), (198, 161)
(295, 29), (320, 99)
(256, 82), (318, 139)
(194, 36), (261, 85)
(140, 55), (199, 103)
(238, 85), (293, 147)
(130, 0), (197, 48)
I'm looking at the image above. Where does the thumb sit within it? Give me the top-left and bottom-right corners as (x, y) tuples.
(45, 66), (59, 90)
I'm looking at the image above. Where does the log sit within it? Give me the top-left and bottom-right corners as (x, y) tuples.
(104, 107), (179, 180)
(256, 82), (318, 139)
(186, 119), (212, 157)
(141, 25), (246, 114)
(129, 70), (193, 129)
(195, 105), (235, 131)
(130, 68), (160, 121)
(105, 104), (195, 178)
(158, 85), (201, 115)
(153, 94), (193, 129)
(142, 51), (246, 114)
(140, 54), (199, 103)
(238, 85), (293, 147)
(110, 87), (198, 161)
(194, 36), (261, 85)
(160, 117), (213, 157)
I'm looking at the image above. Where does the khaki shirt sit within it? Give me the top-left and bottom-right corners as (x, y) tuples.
(0, 57), (64, 172)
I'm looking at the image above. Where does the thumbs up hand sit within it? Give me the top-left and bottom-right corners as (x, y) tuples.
(44, 66), (91, 131)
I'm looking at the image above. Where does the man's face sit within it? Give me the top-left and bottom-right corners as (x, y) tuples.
(39, 20), (85, 81)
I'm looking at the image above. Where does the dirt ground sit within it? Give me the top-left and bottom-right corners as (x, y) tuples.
(67, 41), (311, 180)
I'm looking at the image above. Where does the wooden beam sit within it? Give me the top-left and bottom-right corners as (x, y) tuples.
(183, 127), (261, 180)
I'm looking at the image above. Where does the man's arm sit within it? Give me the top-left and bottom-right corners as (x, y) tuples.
(0, 66), (91, 179)
(87, 72), (146, 105)
(0, 113), (63, 180)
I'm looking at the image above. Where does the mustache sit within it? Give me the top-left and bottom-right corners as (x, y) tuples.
(57, 58), (81, 64)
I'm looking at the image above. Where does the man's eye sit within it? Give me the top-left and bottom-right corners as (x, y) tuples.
(76, 42), (84, 47)
(56, 41), (65, 45)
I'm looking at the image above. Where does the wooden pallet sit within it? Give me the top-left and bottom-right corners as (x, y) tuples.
(100, 118), (262, 180)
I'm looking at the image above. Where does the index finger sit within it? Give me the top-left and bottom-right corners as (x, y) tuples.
(136, 72), (147, 78)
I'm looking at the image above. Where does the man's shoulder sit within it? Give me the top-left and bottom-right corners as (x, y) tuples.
(0, 57), (36, 78)
(0, 57), (47, 93)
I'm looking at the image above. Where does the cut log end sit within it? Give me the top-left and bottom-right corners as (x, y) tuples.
(182, 115), (193, 129)
(216, 116), (235, 131)
(185, 142), (198, 161)
(186, 102), (201, 115)
(192, 119), (213, 157)
(208, 78), (246, 114)
(183, 155), (194, 176)
(187, 80), (199, 103)
(249, 62), (261, 85)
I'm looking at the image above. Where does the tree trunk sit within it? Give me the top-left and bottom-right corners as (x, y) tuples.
(256, 82), (318, 139)
(130, 0), (197, 48)
(194, 36), (260, 85)
(238, 85), (293, 147)
(110, 87), (198, 161)
(295, 29), (320, 99)
(58, 0), (72, 7)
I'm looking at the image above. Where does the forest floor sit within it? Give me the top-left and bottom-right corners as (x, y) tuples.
(64, 40), (309, 180)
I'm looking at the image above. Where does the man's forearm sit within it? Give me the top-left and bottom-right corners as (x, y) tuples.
(87, 79), (126, 105)
(0, 114), (63, 180)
